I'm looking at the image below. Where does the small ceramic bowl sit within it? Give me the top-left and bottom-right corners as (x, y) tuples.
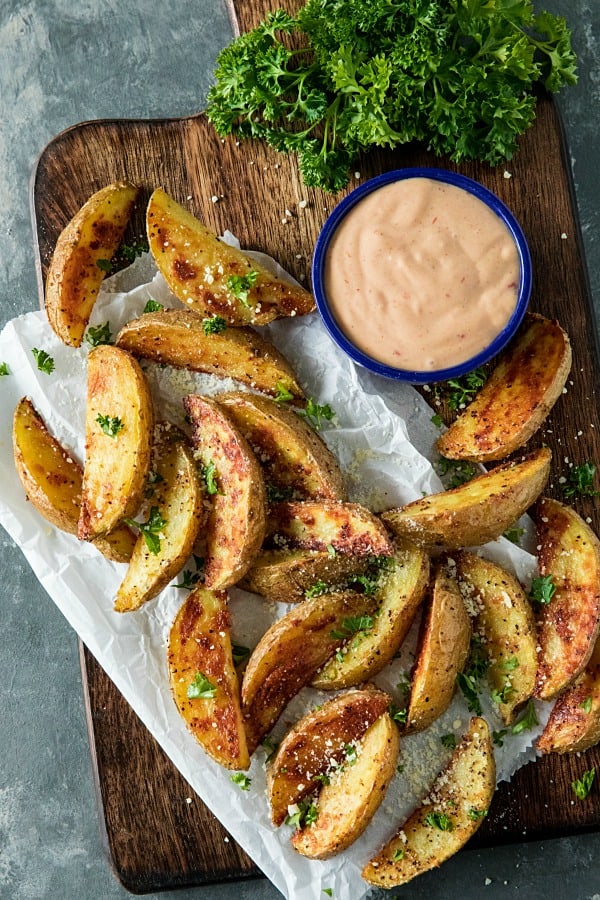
(312, 167), (532, 384)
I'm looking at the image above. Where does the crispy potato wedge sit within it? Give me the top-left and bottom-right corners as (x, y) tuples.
(266, 500), (394, 557)
(217, 391), (344, 501)
(534, 497), (600, 701)
(78, 345), (154, 541)
(268, 687), (391, 825)
(114, 432), (206, 612)
(116, 309), (305, 403)
(146, 188), (314, 325)
(537, 638), (600, 754)
(241, 590), (376, 753)
(313, 542), (429, 689)
(46, 181), (139, 347)
(291, 711), (399, 859)
(454, 551), (537, 724)
(380, 448), (551, 551)
(12, 396), (135, 563)
(168, 587), (249, 769)
(240, 548), (372, 603)
(405, 561), (471, 733)
(184, 394), (267, 590)
(437, 314), (572, 462)
(363, 717), (495, 888)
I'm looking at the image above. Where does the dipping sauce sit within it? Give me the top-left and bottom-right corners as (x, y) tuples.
(323, 177), (521, 372)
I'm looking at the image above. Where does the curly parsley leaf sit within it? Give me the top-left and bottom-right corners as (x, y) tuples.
(300, 398), (335, 430)
(202, 315), (227, 335)
(85, 321), (113, 347)
(187, 671), (217, 700)
(144, 298), (164, 314)
(425, 811), (454, 832)
(32, 347), (55, 374)
(201, 459), (221, 495)
(96, 414), (124, 438)
(124, 506), (167, 554)
(285, 797), (319, 829)
(227, 270), (259, 307)
(562, 462), (600, 499)
(0, 361), (9, 376)
(510, 698), (539, 735)
(230, 772), (252, 791)
(529, 574), (556, 605)
(572, 768), (595, 800)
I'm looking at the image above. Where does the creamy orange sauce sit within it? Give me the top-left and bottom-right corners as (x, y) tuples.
(324, 178), (520, 372)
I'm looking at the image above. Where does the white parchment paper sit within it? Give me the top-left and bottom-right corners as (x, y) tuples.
(0, 251), (551, 900)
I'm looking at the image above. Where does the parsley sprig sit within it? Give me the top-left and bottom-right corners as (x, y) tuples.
(85, 321), (113, 347)
(32, 347), (55, 374)
(0, 361), (9, 376)
(187, 671), (217, 700)
(529, 574), (556, 605)
(572, 768), (595, 800)
(96, 414), (124, 438)
(562, 462), (600, 499)
(227, 270), (259, 307)
(124, 506), (167, 554)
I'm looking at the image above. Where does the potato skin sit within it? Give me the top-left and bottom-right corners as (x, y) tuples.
(537, 637), (600, 754)
(267, 500), (394, 557)
(240, 548), (371, 603)
(46, 181), (138, 347)
(437, 314), (571, 462)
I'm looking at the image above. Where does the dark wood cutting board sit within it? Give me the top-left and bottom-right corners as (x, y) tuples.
(30, 0), (600, 893)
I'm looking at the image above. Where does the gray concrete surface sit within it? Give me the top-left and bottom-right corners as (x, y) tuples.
(0, 2), (598, 898)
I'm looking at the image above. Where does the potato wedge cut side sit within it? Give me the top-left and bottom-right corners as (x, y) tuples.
(313, 542), (429, 689)
(78, 345), (154, 541)
(116, 309), (305, 403)
(240, 548), (372, 604)
(268, 687), (391, 826)
(537, 638), (600, 754)
(114, 433), (205, 612)
(217, 391), (344, 501)
(380, 448), (551, 551)
(168, 587), (250, 769)
(13, 396), (135, 562)
(267, 500), (394, 557)
(454, 552), (537, 724)
(146, 188), (314, 325)
(241, 590), (376, 753)
(437, 314), (572, 462)
(405, 562), (471, 733)
(46, 181), (139, 347)
(534, 497), (600, 701)
(184, 394), (267, 590)
(291, 711), (399, 859)
(363, 717), (495, 888)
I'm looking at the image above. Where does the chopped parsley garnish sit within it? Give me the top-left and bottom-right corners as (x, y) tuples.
(343, 742), (359, 766)
(186, 671), (217, 700)
(510, 698), (538, 735)
(96, 414), (124, 438)
(175, 569), (201, 590)
(119, 237), (150, 263)
(299, 398), (335, 430)
(396, 673), (411, 697)
(315, 773), (331, 786)
(232, 643), (251, 666)
(330, 615), (374, 640)
(201, 459), (221, 495)
(390, 704), (407, 725)
(305, 580), (330, 599)
(274, 381), (294, 403)
(572, 768), (595, 800)
(529, 574), (556, 605)
(261, 736), (279, 762)
(0, 361), (9, 376)
(437, 456), (478, 489)
(32, 347), (55, 374)
(143, 298), (164, 313)
(580, 696), (593, 714)
(202, 315), (227, 335)
(392, 848), (404, 861)
(285, 798), (319, 829)
(468, 808), (488, 821)
(96, 258), (113, 272)
(431, 413), (444, 428)
(503, 524), (526, 544)
(227, 270), (259, 307)
(456, 635), (490, 715)
(323, 889), (333, 897)
(85, 321), (113, 347)
(441, 733), (457, 750)
(456, 672), (483, 716)
(425, 811), (454, 832)
(230, 772), (252, 791)
(493, 729), (508, 747)
(562, 462), (600, 499)
(124, 506), (167, 554)
(443, 368), (487, 410)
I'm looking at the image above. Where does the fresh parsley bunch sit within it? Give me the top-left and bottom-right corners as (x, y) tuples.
(207, 0), (576, 191)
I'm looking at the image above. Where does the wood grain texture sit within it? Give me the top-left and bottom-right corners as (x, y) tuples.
(31, 0), (600, 891)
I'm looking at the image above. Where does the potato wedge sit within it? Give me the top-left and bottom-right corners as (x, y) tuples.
(146, 188), (314, 325)
(240, 548), (372, 603)
(405, 561), (471, 733)
(380, 447), (551, 551)
(184, 394), (267, 590)
(537, 638), (600, 754)
(114, 432), (205, 612)
(291, 711), (399, 859)
(363, 717), (495, 888)
(168, 587), (249, 769)
(266, 500), (394, 557)
(116, 309), (305, 403)
(313, 542), (429, 689)
(241, 590), (376, 753)
(46, 181), (139, 347)
(454, 551), (537, 724)
(78, 345), (154, 541)
(13, 396), (135, 563)
(268, 687), (391, 825)
(437, 314), (571, 462)
(534, 497), (600, 701)
(217, 391), (344, 501)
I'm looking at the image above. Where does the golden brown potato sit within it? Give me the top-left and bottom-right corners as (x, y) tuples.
(534, 497), (600, 701)
(454, 551), (537, 724)
(217, 391), (344, 501)
(78, 345), (154, 541)
(12, 396), (135, 563)
(267, 687), (391, 826)
(405, 562), (471, 733)
(116, 309), (305, 404)
(45, 181), (139, 347)
(290, 711), (399, 859)
(184, 394), (267, 590)
(436, 314), (571, 462)
(168, 587), (250, 770)
(363, 717), (495, 888)
(114, 431), (206, 612)
(313, 542), (429, 689)
(380, 447), (551, 551)
(240, 548), (372, 603)
(146, 188), (314, 325)
(241, 590), (376, 754)
(266, 500), (394, 557)
(537, 638), (600, 754)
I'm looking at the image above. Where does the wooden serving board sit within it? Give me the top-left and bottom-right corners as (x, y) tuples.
(30, 0), (600, 893)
